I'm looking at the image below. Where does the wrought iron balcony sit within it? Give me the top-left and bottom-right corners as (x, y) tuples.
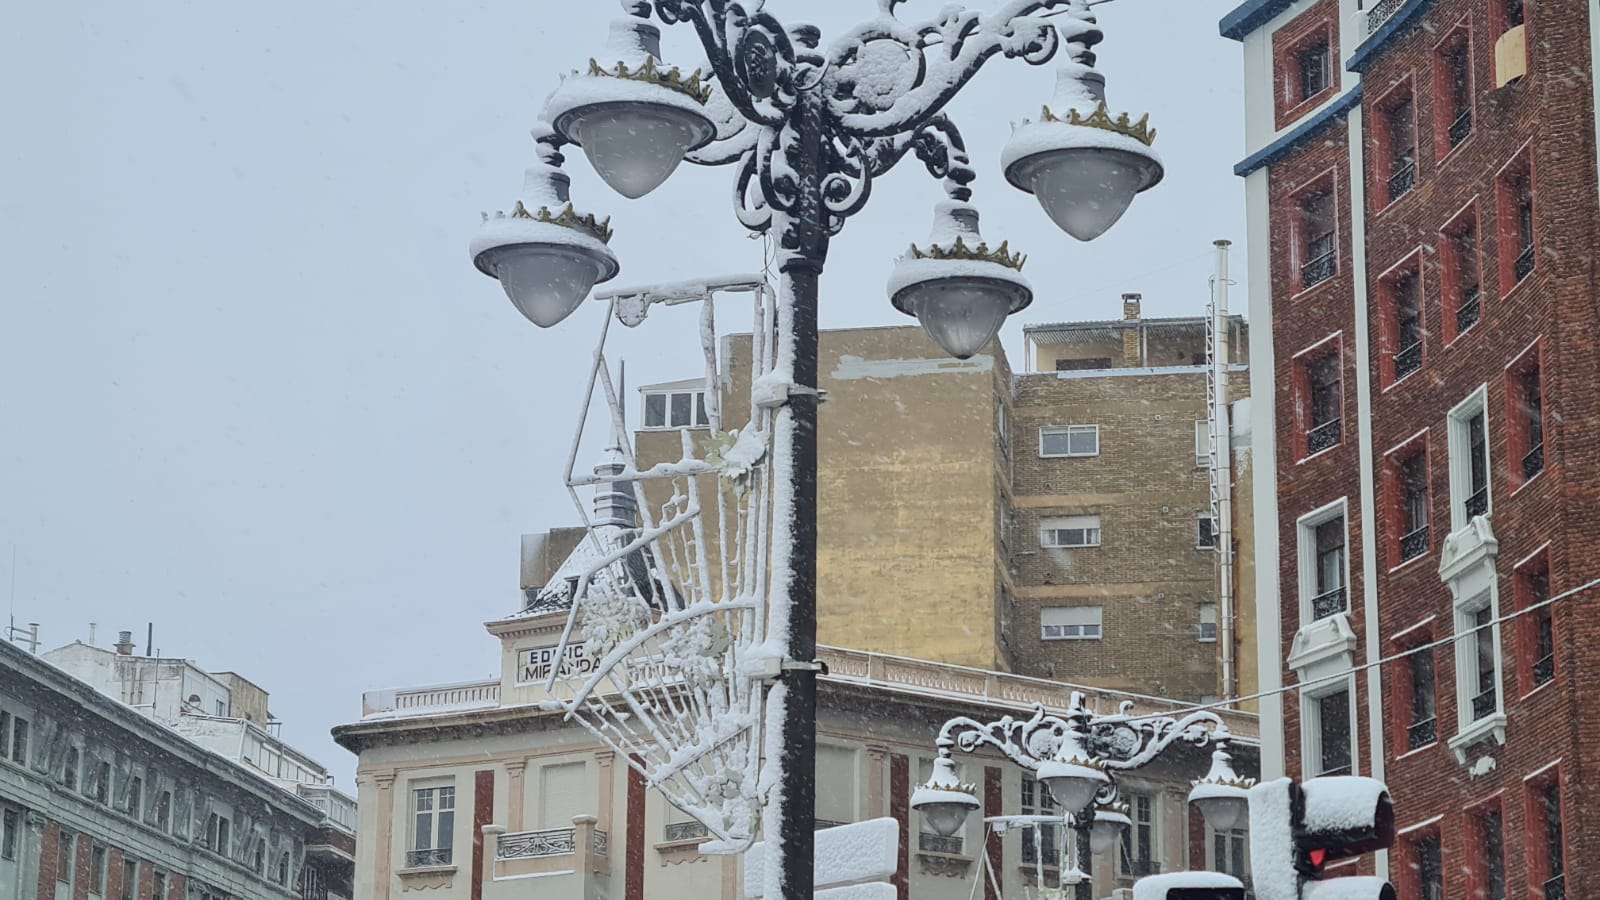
(1456, 285), (1480, 334)
(1022, 836), (1061, 868)
(1302, 249), (1337, 289)
(1515, 243), (1536, 282)
(1388, 159), (1417, 203)
(1545, 873), (1566, 900)
(665, 821), (710, 843)
(918, 832), (965, 855)
(406, 848), (453, 868)
(1407, 716), (1437, 750)
(1471, 688), (1497, 721)
(497, 827), (576, 860)
(1523, 441), (1544, 480)
(1448, 108), (1472, 147)
(1466, 486), (1489, 518)
(1365, 0), (1405, 34)
(1311, 587), (1346, 621)
(1307, 419), (1341, 454)
(1400, 525), (1429, 562)
(1533, 653), (1555, 686)
(1394, 341), (1423, 380)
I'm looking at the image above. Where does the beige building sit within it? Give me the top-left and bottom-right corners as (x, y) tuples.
(333, 593), (1259, 900)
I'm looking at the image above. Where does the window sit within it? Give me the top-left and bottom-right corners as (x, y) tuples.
(1297, 187), (1337, 289)
(9, 717), (25, 765)
(1293, 39), (1330, 105)
(1302, 347), (1341, 456)
(126, 776), (142, 819)
(1196, 514), (1217, 550)
(94, 761), (110, 804)
(1442, 207), (1481, 340)
(155, 791), (171, 832)
(1404, 646), (1437, 750)
(57, 831), (75, 886)
(1039, 424), (1099, 458)
(1299, 508), (1347, 621)
(254, 842), (265, 874)
(1518, 554), (1555, 691)
(1476, 807), (1507, 900)
(1436, 31), (1473, 152)
(1209, 826), (1249, 886)
(1530, 778), (1566, 900)
(152, 871), (166, 900)
(409, 784), (455, 867)
(1020, 776), (1059, 868)
(1447, 389), (1491, 528)
(64, 747), (80, 790)
(1391, 445), (1430, 565)
(1381, 91), (1417, 203)
(91, 842), (107, 896)
(1040, 606), (1102, 641)
(1406, 831), (1443, 900)
(1119, 793), (1157, 877)
(1507, 347), (1544, 485)
(1308, 685), (1353, 776)
(1497, 152), (1535, 292)
(1198, 604), (1218, 643)
(277, 853), (292, 886)
(0, 712), (9, 763)
(1040, 515), (1101, 549)
(2, 808), (17, 860)
(1458, 602), (1501, 725)
(997, 402), (1011, 462)
(121, 860), (138, 900)
(1055, 356), (1112, 371)
(1500, 0), (1525, 32)
(643, 389), (710, 430)
(1386, 269), (1423, 384)
(1194, 419), (1210, 467)
(206, 813), (232, 854)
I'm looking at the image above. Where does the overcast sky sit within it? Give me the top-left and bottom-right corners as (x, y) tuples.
(0, 1), (1247, 785)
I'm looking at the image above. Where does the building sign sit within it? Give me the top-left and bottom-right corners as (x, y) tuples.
(517, 644), (596, 684)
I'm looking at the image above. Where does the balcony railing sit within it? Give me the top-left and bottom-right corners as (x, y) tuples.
(1465, 486), (1489, 518)
(918, 832), (965, 855)
(1400, 525), (1429, 562)
(1302, 249), (1337, 289)
(1388, 159), (1417, 203)
(1407, 716), (1437, 750)
(1448, 108), (1472, 147)
(1545, 873), (1566, 900)
(1471, 688), (1497, 721)
(406, 848), (452, 868)
(1533, 653), (1555, 686)
(1307, 419), (1341, 454)
(665, 821), (710, 843)
(1515, 243), (1536, 281)
(1365, 0), (1405, 34)
(497, 828), (576, 860)
(1394, 341), (1423, 380)
(1523, 442), (1544, 480)
(1311, 587), (1347, 621)
(1456, 285), (1480, 334)
(815, 819), (849, 831)
(593, 830), (608, 857)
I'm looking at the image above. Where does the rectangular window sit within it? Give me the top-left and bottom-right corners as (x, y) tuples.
(1, 808), (16, 860)
(1406, 647), (1437, 750)
(1040, 607), (1103, 641)
(91, 842), (107, 896)
(1390, 272), (1423, 382)
(1448, 390), (1491, 528)
(155, 791), (171, 832)
(1478, 808), (1507, 900)
(1393, 446), (1430, 565)
(63, 747), (80, 791)
(1501, 0), (1525, 31)
(1304, 350), (1341, 455)
(0, 712), (9, 762)
(1508, 348), (1544, 485)
(126, 776), (142, 819)
(642, 390), (710, 430)
(1296, 40), (1330, 103)
(1194, 420), (1210, 467)
(409, 784), (456, 867)
(1385, 95), (1417, 203)
(10, 718), (27, 766)
(1519, 556), (1555, 690)
(121, 860), (138, 900)
(1463, 605), (1499, 724)
(1534, 780), (1565, 898)
(1312, 687), (1353, 776)
(1119, 793), (1157, 877)
(94, 761), (110, 804)
(1210, 827), (1249, 885)
(1198, 604), (1218, 643)
(1299, 189), (1337, 289)
(152, 872), (166, 900)
(58, 830), (74, 885)
(1040, 515), (1101, 549)
(1039, 425), (1099, 458)
(1311, 516), (1347, 620)
(1411, 831), (1443, 900)
(1438, 33), (1473, 151)
(1497, 153), (1535, 292)
(1020, 777), (1060, 868)
(1196, 514), (1218, 550)
(1443, 210), (1481, 339)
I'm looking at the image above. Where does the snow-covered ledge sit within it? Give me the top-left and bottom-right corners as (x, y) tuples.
(1438, 516), (1499, 592)
(1439, 516), (1507, 765)
(1286, 612), (1358, 684)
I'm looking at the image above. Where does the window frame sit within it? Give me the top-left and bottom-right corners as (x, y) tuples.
(1, 807), (17, 861)
(1495, 144), (1536, 297)
(1505, 340), (1545, 490)
(1289, 175), (1339, 293)
(1039, 514), (1102, 549)
(1432, 20), (1475, 161)
(1391, 634), (1438, 755)
(407, 780), (457, 868)
(1038, 424), (1100, 459)
(1194, 419), (1210, 468)
(1296, 498), (1351, 624)
(57, 829), (75, 887)
(1198, 603), (1218, 643)
(640, 389), (711, 431)
(1302, 676), (1358, 778)
(1440, 200), (1484, 346)
(1525, 766), (1566, 900)
(1274, 17), (1338, 126)
(1372, 78), (1418, 208)
(1020, 775), (1061, 869)
(1513, 545), (1555, 696)
(1401, 828), (1444, 900)
(1117, 791), (1160, 878)
(1446, 385), (1492, 532)
(1376, 253), (1426, 389)
(1469, 801), (1508, 900)
(1196, 513), (1218, 551)
(1294, 335), (1343, 459)
(1040, 606), (1103, 641)
(1452, 578), (1505, 739)
(1384, 434), (1432, 570)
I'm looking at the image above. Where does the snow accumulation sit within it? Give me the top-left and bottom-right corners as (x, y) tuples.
(1131, 871), (1243, 900)
(1248, 778), (1299, 900)
(1299, 776), (1388, 833)
(743, 818), (898, 898)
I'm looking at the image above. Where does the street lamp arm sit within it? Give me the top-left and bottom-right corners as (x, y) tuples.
(934, 704), (1074, 772)
(652, 0), (804, 128)
(863, 114), (976, 201)
(1085, 706), (1226, 771)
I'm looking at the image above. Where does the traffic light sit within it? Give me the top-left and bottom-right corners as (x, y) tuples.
(1248, 776), (1396, 900)
(1130, 871), (1246, 900)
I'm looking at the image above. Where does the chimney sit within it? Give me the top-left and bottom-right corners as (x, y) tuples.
(1121, 293), (1142, 366)
(115, 630), (135, 656)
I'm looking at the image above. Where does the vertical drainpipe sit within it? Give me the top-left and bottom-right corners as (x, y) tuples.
(1213, 240), (1236, 700)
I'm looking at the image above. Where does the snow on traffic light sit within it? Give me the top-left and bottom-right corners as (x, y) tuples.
(1248, 776), (1396, 900)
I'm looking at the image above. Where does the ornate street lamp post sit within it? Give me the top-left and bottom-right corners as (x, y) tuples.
(912, 693), (1253, 900)
(470, 2), (1164, 897)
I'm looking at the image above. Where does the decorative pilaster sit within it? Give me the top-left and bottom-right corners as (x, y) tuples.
(374, 772), (396, 900)
(505, 761), (528, 832)
(866, 746), (889, 820)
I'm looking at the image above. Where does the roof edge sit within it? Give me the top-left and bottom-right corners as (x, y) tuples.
(1219, 0), (1297, 41)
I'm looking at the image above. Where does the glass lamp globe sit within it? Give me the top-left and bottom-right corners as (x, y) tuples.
(887, 201), (1032, 360)
(1010, 148), (1163, 242)
(911, 756), (980, 837)
(475, 243), (614, 328)
(1089, 805), (1130, 855)
(1188, 741), (1254, 833)
(1035, 758), (1109, 814)
(567, 103), (715, 199)
(900, 277), (1029, 360)
(1192, 792), (1249, 833)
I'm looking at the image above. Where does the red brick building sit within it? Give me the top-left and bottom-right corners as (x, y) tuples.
(1221, 0), (1599, 897)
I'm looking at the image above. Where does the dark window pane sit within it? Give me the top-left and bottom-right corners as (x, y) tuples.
(669, 393), (692, 427)
(695, 392), (709, 426)
(1544, 784), (1564, 877)
(1483, 810), (1506, 900)
(1417, 834), (1443, 900)
(1318, 689), (1352, 775)
(644, 394), (666, 428)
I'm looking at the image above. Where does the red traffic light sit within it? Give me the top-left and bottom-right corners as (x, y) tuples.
(1307, 848), (1327, 869)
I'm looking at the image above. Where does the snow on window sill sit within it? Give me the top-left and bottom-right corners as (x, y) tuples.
(1447, 712), (1506, 765)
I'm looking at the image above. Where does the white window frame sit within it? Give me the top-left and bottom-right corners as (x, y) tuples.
(1446, 385), (1492, 532)
(1039, 424), (1100, 458)
(1198, 604), (1218, 643)
(997, 401), (1011, 461)
(641, 389), (711, 431)
(1296, 498), (1351, 624)
(1040, 515), (1102, 549)
(1040, 606), (1103, 641)
(1117, 790), (1161, 878)
(1300, 675), (1358, 777)
(408, 780), (456, 864)
(1195, 419), (1211, 468)
(1196, 514), (1218, 550)
(1207, 825), (1250, 884)
(1451, 584), (1505, 742)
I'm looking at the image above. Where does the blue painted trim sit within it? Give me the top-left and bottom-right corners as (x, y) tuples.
(1219, 0), (1297, 41)
(1348, 0), (1437, 73)
(1233, 86), (1364, 177)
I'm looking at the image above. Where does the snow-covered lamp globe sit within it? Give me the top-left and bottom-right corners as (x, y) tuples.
(1187, 737), (1255, 833)
(910, 755), (980, 837)
(546, 17), (716, 199)
(471, 147), (620, 328)
(1089, 801), (1131, 854)
(1035, 756), (1110, 816)
(1002, 59), (1162, 242)
(887, 201), (1032, 360)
